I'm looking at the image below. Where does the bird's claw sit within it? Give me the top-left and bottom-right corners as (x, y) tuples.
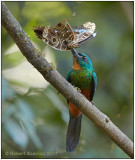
(74, 86), (81, 93)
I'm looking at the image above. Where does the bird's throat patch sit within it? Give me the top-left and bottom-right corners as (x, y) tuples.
(72, 59), (82, 70)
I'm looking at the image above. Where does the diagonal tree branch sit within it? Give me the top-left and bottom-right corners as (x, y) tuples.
(2, 2), (133, 158)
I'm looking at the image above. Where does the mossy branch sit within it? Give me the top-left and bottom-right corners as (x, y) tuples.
(2, 2), (133, 158)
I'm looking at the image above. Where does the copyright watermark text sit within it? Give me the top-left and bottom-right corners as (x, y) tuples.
(4, 151), (66, 157)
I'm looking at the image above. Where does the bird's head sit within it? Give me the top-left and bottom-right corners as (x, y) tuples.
(71, 48), (93, 71)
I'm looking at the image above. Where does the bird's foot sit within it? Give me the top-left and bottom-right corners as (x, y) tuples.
(74, 86), (81, 93)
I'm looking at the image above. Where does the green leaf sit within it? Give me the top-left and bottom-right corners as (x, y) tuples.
(4, 119), (28, 148)
(2, 104), (16, 123)
(2, 78), (15, 103)
(2, 50), (25, 70)
(15, 100), (43, 150)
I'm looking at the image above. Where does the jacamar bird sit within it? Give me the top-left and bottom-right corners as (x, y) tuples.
(66, 48), (97, 152)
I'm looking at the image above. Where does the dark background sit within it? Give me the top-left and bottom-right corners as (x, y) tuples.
(2, 1), (133, 158)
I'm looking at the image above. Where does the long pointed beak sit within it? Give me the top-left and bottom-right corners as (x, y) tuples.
(71, 48), (80, 59)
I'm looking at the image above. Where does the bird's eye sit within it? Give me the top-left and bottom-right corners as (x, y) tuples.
(82, 56), (87, 61)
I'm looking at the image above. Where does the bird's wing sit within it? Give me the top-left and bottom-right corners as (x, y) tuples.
(66, 70), (72, 83)
(89, 71), (97, 101)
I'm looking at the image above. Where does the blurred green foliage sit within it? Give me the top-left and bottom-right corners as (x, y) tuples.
(2, 1), (133, 158)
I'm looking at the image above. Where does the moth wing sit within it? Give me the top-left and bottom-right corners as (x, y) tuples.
(64, 19), (75, 41)
(73, 22), (96, 44)
(33, 26), (46, 39)
(46, 20), (75, 50)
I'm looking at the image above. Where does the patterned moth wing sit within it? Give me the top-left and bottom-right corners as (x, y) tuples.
(34, 20), (96, 51)
(68, 22), (96, 48)
(33, 20), (75, 51)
